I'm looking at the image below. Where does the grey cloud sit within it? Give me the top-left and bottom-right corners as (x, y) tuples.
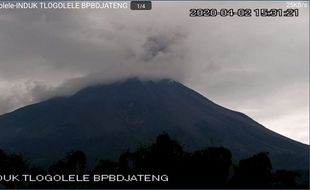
(142, 33), (186, 61)
(0, 2), (308, 143)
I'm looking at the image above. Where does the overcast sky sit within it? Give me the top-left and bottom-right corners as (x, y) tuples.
(0, 1), (308, 144)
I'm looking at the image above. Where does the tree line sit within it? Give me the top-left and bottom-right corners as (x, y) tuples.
(0, 133), (308, 188)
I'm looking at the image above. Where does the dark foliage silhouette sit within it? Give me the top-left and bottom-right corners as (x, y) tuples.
(93, 160), (118, 174)
(230, 152), (272, 188)
(0, 134), (308, 189)
(0, 149), (31, 188)
(119, 134), (183, 173)
(272, 170), (301, 188)
(49, 150), (86, 175)
(181, 147), (231, 187)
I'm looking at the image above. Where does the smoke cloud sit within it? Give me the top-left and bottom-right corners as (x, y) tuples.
(0, 2), (308, 143)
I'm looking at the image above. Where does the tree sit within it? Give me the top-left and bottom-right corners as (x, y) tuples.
(49, 150), (86, 174)
(231, 152), (272, 188)
(182, 147), (232, 187)
(0, 149), (31, 188)
(272, 170), (298, 188)
(93, 160), (118, 173)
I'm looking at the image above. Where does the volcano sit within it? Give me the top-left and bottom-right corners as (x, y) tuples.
(0, 78), (308, 170)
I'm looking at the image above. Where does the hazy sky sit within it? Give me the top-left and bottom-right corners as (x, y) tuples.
(0, 1), (308, 144)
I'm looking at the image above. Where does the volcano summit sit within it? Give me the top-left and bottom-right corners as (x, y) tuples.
(0, 78), (308, 170)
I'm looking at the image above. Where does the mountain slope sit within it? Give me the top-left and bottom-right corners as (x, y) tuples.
(0, 78), (308, 169)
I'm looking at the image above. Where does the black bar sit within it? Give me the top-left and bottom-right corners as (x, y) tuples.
(130, 1), (152, 10)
